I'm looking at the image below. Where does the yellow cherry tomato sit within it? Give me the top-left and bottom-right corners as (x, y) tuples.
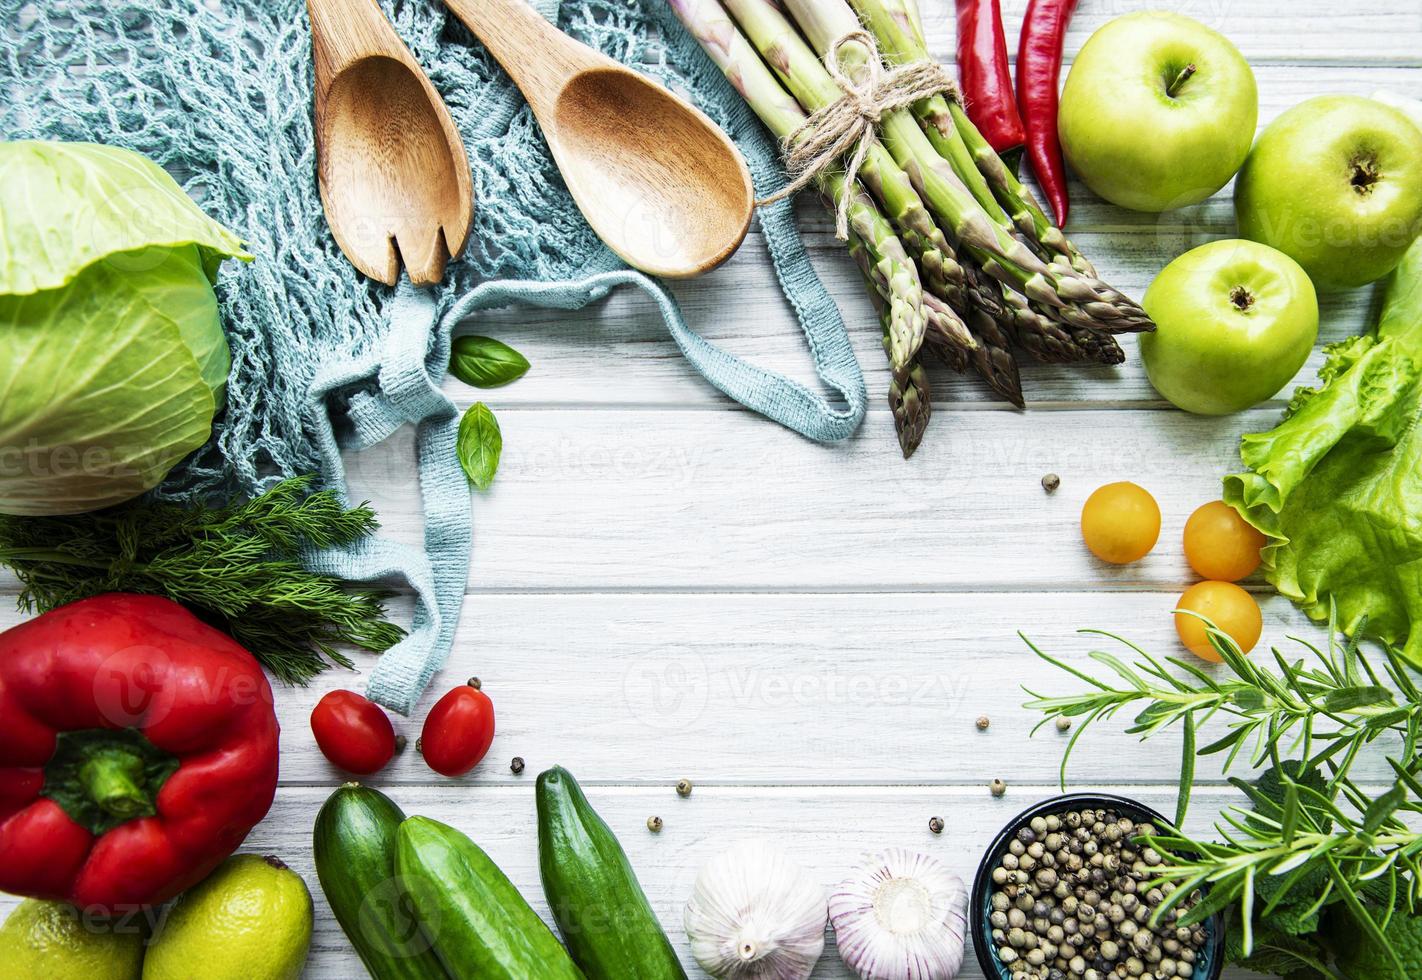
(1175, 581), (1262, 661)
(1080, 482), (1161, 564)
(1183, 501), (1266, 582)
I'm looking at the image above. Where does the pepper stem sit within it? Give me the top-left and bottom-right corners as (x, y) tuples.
(78, 747), (152, 820)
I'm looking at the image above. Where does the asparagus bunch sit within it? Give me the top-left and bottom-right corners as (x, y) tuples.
(669, 0), (1153, 454)
(669, 0), (957, 454)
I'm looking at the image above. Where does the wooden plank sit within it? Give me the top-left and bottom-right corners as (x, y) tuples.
(0, 784), (1299, 978)
(449, 65), (1419, 410)
(242, 589), (1408, 788)
(951, 1), (1422, 65)
(2, 405), (1283, 595)
(334, 405), (1279, 592)
(447, 226), (1372, 410)
(0, 590), (1393, 786)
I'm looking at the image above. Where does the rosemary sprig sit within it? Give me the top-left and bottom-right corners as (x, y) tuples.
(1021, 610), (1422, 970)
(0, 476), (405, 684)
(1021, 614), (1421, 799)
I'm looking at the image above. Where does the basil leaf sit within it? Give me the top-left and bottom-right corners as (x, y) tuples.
(449, 335), (530, 388)
(457, 402), (502, 490)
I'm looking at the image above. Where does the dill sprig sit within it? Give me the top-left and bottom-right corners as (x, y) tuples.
(0, 475), (406, 684)
(1021, 611), (1422, 972)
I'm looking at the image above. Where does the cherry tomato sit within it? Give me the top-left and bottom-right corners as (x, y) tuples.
(1175, 581), (1262, 662)
(1080, 482), (1161, 564)
(1183, 500), (1266, 582)
(420, 679), (495, 777)
(310, 689), (397, 774)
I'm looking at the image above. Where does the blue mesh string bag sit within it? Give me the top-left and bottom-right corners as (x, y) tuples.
(1, 0), (866, 713)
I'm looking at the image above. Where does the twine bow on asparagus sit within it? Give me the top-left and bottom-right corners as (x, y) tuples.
(756, 29), (960, 240)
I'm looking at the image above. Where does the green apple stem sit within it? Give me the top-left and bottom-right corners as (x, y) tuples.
(1167, 63), (1198, 98)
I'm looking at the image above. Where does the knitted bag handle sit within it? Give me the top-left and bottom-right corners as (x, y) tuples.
(346, 205), (868, 712)
(297, 0), (867, 713)
(308, 253), (864, 713)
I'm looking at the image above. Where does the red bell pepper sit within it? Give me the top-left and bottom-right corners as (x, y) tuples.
(0, 594), (280, 912)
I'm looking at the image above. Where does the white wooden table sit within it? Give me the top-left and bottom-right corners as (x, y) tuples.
(5, 2), (1420, 977)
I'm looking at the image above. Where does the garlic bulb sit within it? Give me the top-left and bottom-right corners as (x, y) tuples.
(684, 839), (828, 979)
(828, 848), (968, 980)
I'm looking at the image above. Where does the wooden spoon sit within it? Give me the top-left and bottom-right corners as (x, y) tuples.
(308, 0), (473, 286)
(442, 0), (754, 278)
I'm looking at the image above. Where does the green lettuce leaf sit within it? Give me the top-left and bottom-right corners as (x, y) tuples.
(0, 140), (250, 295)
(1224, 238), (1422, 665)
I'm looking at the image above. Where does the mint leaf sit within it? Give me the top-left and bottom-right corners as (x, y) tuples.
(457, 402), (502, 491)
(449, 335), (530, 388)
(1225, 908), (1329, 980)
(1251, 762), (1333, 833)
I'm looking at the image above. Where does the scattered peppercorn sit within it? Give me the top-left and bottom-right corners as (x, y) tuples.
(1055, 716), (1072, 733)
(929, 816), (945, 835)
(646, 815), (663, 833)
(991, 778), (1007, 797)
(393, 734), (408, 754)
(467, 676), (482, 690)
(986, 806), (1208, 980)
(510, 756), (525, 774)
(414, 737), (422, 755)
(977, 715), (991, 731)
(1042, 473), (1061, 493)
(675, 778), (693, 798)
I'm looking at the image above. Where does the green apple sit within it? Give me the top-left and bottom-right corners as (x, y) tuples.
(1235, 95), (1422, 291)
(1059, 11), (1257, 213)
(1141, 240), (1318, 415)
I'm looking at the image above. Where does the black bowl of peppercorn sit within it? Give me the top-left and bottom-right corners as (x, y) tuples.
(970, 793), (1225, 980)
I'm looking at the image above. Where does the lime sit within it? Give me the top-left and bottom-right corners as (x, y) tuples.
(143, 854), (313, 980)
(0, 898), (144, 980)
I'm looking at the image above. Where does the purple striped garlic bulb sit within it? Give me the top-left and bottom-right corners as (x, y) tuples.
(684, 839), (828, 979)
(828, 848), (968, 979)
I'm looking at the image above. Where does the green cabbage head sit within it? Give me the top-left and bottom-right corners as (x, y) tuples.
(0, 141), (251, 515)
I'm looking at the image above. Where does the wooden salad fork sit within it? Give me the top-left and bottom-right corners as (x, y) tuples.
(441, 0), (754, 278)
(308, 0), (473, 286)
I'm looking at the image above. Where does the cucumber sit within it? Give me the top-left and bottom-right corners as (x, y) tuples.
(536, 766), (688, 979)
(312, 783), (450, 980)
(393, 816), (584, 979)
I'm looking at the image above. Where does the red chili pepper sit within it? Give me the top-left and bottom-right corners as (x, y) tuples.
(1017, 0), (1080, 227)
(956, 0), (1026, 164)
(0, 594), (279, 912)
(420, 679), (495, 777)
(310, 690), (397, 775)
